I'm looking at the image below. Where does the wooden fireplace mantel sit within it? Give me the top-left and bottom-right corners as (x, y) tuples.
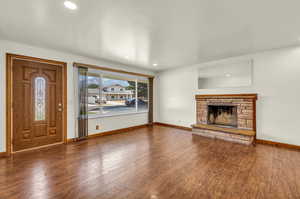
(195, 93), (257, 100)
(192, 124), (256, 136)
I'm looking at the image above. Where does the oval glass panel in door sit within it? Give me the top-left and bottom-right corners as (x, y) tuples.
(34, 77), (46, 121)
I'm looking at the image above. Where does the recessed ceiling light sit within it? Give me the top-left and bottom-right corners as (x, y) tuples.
(64, 1), (77, 10)
(153, 63), (158, 67)
(225, 73), (231, 77)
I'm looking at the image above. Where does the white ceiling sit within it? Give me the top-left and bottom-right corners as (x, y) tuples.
(1, 0), (300, 71)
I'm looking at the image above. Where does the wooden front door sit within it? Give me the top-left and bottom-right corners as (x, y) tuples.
(12, 58), (64, 152)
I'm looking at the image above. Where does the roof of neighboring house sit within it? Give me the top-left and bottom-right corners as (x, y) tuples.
(103, 91), (133, 95)
(88, 88), (133, 95)
(103, 84), (124, 89)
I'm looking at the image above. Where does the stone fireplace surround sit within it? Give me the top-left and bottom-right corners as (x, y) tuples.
(192, 94), (257, 145)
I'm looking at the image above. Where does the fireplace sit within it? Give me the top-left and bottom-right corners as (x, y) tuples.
(192, 94), (257, 145)
(207, 105), (237, 127)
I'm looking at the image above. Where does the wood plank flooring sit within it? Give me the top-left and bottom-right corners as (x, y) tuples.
(1, 125), (300, 199)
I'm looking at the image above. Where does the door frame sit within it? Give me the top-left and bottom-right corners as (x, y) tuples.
(6, 53), (68, 155)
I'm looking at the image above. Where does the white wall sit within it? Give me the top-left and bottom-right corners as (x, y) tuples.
(0, 39), (155, 152)
(156, 46), (300, 146)
(88, 113), (148, 135)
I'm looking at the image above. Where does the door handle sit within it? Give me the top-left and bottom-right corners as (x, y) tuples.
(58, 103), (63, 112)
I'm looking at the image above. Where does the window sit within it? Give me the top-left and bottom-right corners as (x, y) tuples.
(101, 75), (136, 115)
(137, 80), (149, 112)
(86, 70), (148, 117)
(34, 77), (46, 121)
(87, 73), (101, 115)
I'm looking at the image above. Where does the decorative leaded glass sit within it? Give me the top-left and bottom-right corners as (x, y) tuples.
(35, 77), (46, 121)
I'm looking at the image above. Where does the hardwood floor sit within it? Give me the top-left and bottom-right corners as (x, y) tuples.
(1, 125), (300, 199)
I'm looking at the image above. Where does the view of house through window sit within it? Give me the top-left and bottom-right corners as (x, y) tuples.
(137, 80), (149, 112)
(87, 71), (148, 117)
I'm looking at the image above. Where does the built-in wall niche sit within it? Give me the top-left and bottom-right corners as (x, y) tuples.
(198, 59), (253, 89)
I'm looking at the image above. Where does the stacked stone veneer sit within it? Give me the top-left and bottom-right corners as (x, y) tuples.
(193, 94), (257, 145)
(197, 98), (254, 129)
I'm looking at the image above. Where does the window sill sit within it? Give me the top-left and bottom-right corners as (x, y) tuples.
(88, 111), (149, 119)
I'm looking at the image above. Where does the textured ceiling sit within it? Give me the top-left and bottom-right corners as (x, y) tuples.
(1, 0), (300, 70)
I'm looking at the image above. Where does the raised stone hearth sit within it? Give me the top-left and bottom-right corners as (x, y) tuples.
(192, 94), (257, 145)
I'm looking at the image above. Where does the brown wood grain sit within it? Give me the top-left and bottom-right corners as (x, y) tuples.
(1, 125), (300, 198)
(6, 53), (68, 155)
(0, 152), (7, 158)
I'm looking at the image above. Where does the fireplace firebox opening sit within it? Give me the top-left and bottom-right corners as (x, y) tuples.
(207, 105), (237, 127)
